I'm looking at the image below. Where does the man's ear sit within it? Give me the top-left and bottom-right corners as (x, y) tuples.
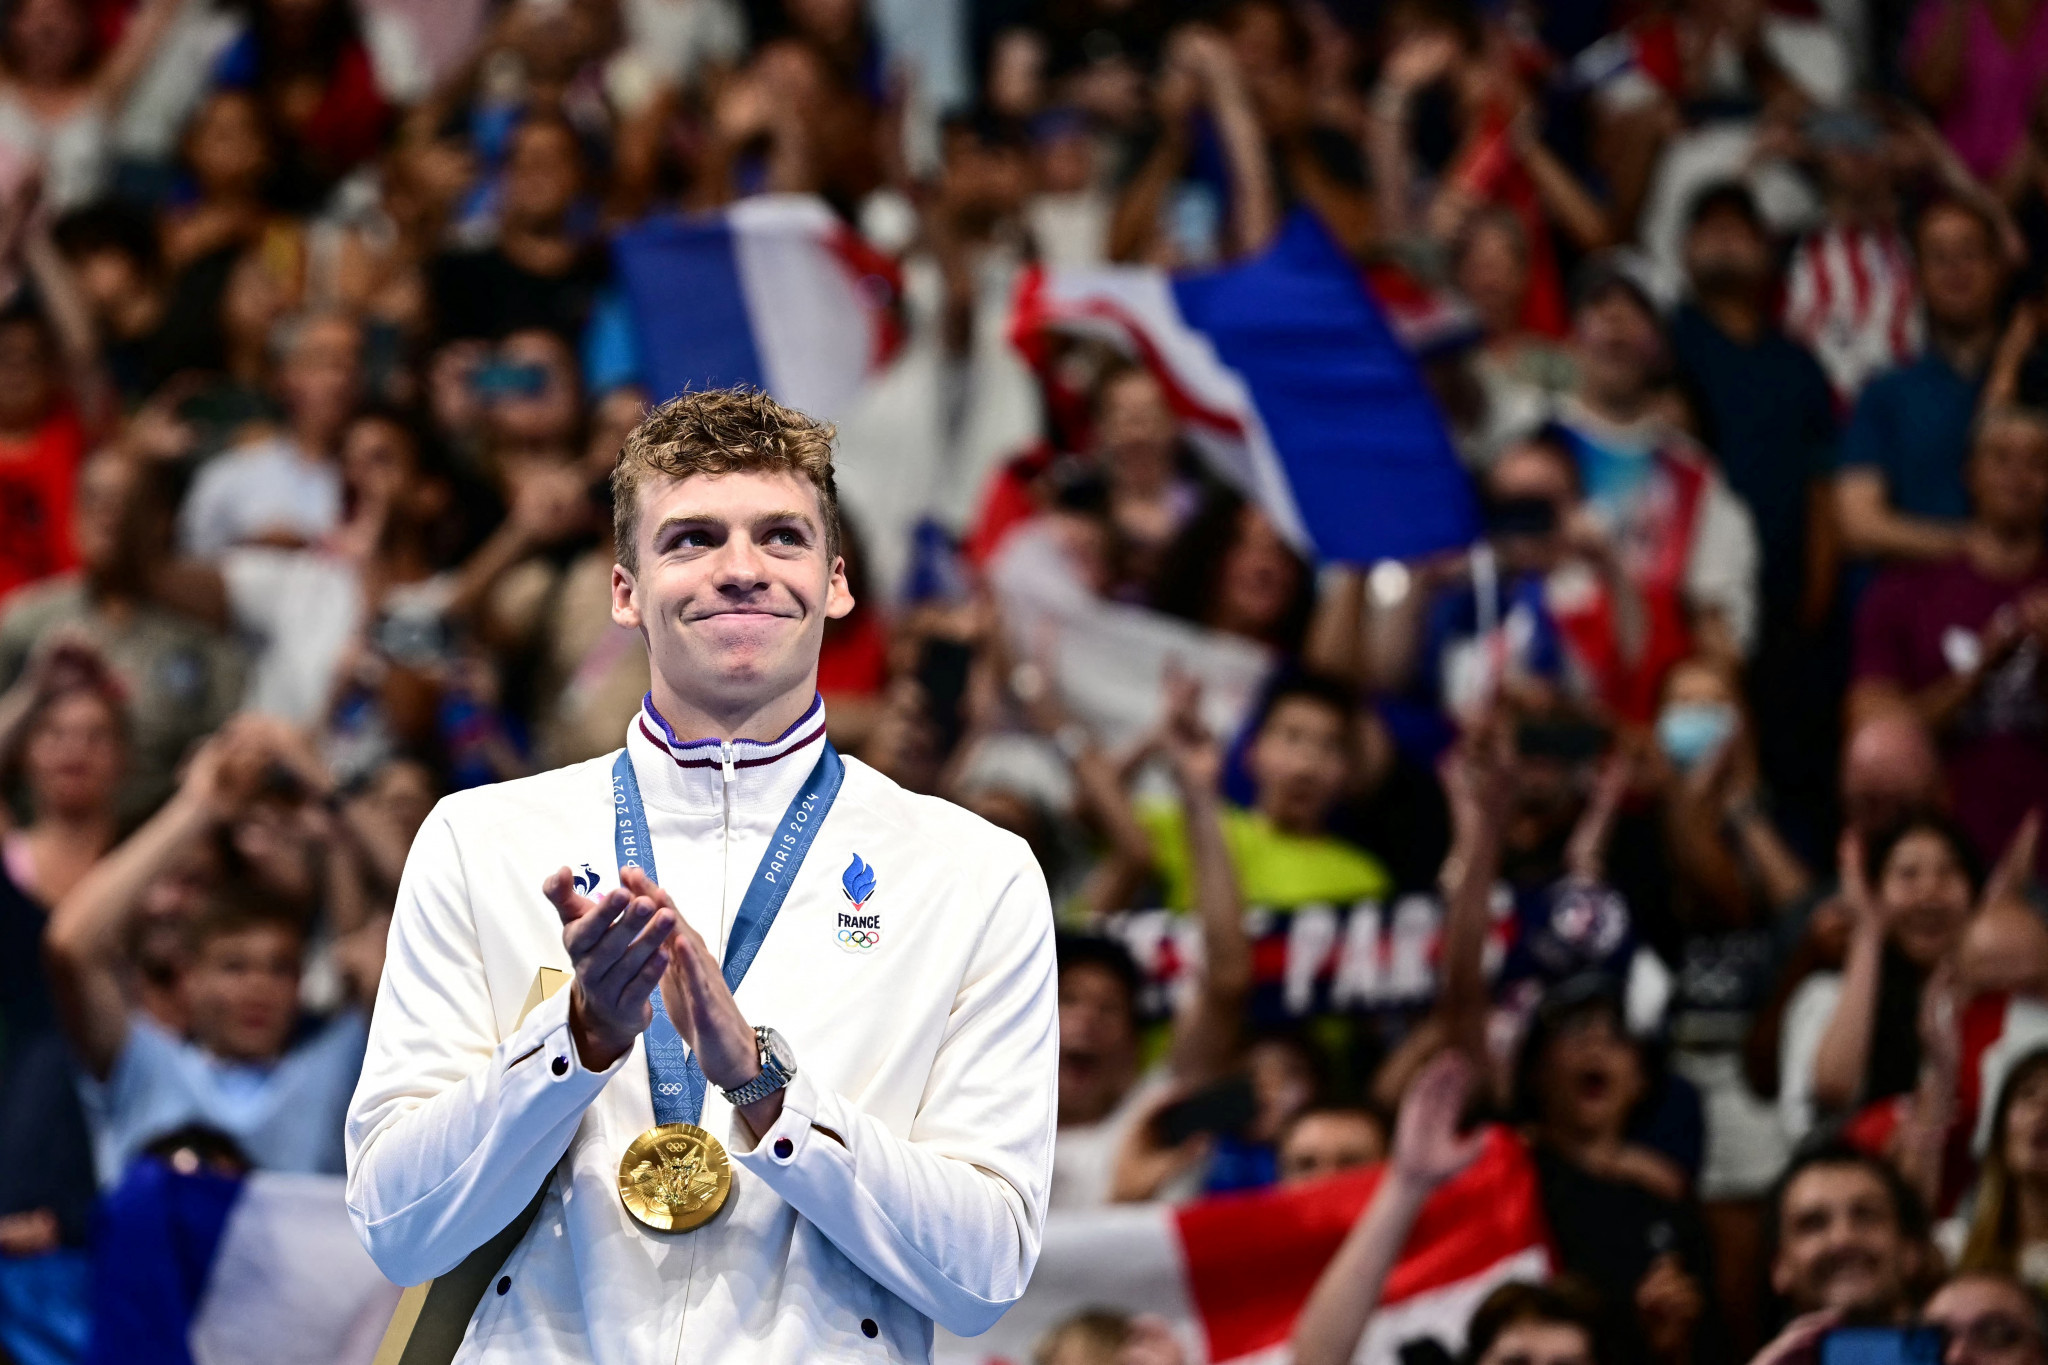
(824, 554), (855, 620)
(611, 563), (642, 630)
(1769, 1251), (1793, 1300)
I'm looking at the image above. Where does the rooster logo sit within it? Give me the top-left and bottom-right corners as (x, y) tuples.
(571, 864), (600, 895)
(841, 854), (877, 910)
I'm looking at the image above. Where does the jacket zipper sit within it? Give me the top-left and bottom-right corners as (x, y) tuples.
(718, 741), (736, 949)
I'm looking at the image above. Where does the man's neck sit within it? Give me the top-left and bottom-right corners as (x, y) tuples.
(1697, 289), (1765, 345)
(1931, 319), (1998, 377)
(648, 675), (819, 744)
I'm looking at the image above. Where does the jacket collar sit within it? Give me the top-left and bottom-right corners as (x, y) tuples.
(624, 692), (829, 817)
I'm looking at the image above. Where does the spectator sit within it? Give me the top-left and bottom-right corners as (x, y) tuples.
(0, 642), (122, 907)
(1671, 181), (1841, 819)
(1294, 1051), (1623, 1365)
(1781, 109), (1922, 408)
(1455, 208), (1578, 401)
(1906, 0), (2048, 184)
(1920, 1273), (2048, 1365)
(1513, 976), (1714, 1364)
(0, 643), (116, 1357)
(1837, 199), (2009, 565)
(211, 0), (388, 210)
(0, 299), (87, 604)
(1372, 430), (1642, 727)
(177, 309), (361, 557)
(1096, 675), (1388, 1028)
(0, 450), (239, 814)
(42, 715), (381, 1184)
(159, 89), (280, 273)
(1768, 1146), (1928, 1322)
(1553, 258), (1762, 706)
(1850, 405), (2048, 873)
(1067, 673), (1254, 1204)
(1958, 1047), (2048, 1287)
(1274, 1103), (1386, 1184)
(1782, 817), (1981, 1140)
(427, 113), (605, 347)
(1149, 490), (1315, 651)
(1842, 709), (1950, 841)
(0, 0), (181, 213)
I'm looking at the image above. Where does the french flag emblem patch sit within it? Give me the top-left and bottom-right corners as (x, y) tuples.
(837, 854), (880, 953)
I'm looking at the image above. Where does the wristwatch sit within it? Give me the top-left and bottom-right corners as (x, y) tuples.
(721, 1027), (797, 1107)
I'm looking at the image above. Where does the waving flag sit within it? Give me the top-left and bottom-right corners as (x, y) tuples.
(611, 194), (900, 417)
(938, 1126), (1551, 1365)
(1012, 212), (1477, 567)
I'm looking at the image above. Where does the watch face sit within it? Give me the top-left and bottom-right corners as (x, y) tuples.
(762, 1028), (796, 1075)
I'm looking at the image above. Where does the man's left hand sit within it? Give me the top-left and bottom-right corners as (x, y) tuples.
(618, 867), (781, 1135)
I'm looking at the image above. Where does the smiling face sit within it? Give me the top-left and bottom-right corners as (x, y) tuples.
(1877, 828), (1975, 968)
(1772, 1161), (1914, 1319)
(612, 469), (852, 732)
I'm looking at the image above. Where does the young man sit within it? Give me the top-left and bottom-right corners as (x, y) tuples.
(347, 389), (1058, 1361)
(1836, 198), (2007, 564)
(1767, 1146), (1925, 1324)
(42, 714), (381, 1183)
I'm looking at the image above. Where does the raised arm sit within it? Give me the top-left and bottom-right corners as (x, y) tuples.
(1156, 671), (1252, 1088)
(43, 721), (252, 1077)
(1293, 1051), (1487, 1365)
(1809, 833), (1888, 1113)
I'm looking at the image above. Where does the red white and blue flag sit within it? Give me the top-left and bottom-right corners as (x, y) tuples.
(940, 1127), (1553, 1365)
(1012, 212), (1478, 567)
(611, 194), (900, 421)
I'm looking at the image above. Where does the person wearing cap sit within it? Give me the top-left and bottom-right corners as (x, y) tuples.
(1550, 252), (1762, 714)
(1669, 179), (1842, 829)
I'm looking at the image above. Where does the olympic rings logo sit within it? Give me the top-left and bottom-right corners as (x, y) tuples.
(837, 927), (882, 952)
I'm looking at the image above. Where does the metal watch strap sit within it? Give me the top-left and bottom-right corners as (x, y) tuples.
(720, 1027), (793, 1107)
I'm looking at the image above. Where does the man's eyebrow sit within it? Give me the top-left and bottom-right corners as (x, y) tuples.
(651, 510), (820, 536)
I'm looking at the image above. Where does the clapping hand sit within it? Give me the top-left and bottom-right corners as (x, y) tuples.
(546, 867), (675, 1073)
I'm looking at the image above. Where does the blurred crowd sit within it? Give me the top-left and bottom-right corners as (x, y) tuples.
(7, 0), (2048, 1361)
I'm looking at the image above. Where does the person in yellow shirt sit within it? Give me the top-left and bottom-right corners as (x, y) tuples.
(1136, 674), (1392, 914)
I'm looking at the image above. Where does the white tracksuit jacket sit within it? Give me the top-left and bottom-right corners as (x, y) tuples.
(344, 695), (1059, 1363)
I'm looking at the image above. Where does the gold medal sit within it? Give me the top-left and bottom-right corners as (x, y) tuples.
(617, 1123), (733, 1232)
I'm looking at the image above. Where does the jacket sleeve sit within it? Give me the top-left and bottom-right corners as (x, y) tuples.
(727, 842), (1058, 1337)
(344, 806), (624, 1286)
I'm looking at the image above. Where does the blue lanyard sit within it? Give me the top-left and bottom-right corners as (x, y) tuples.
(609, 740), (844, 1125)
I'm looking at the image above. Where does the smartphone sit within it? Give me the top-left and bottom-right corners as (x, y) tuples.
(471, 360), (550, 399)
(1817, 1328), (1944, 1365)
(1152, 1077), (1257, 1147)
(1515, 717), (1610, 763)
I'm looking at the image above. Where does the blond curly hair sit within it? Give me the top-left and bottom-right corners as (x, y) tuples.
(611, 387), (841, 573)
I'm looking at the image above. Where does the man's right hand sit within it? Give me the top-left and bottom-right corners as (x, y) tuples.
(544, 869), (676, 1072)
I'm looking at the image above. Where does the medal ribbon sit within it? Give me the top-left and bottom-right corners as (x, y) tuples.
(610, 741), (843, 1125)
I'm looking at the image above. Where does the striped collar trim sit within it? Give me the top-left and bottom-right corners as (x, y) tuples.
(635, 693), (827, 771)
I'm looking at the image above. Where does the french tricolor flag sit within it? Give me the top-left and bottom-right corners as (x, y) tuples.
(611, 195), (900, 420)
(939, 1127), (1553, 1365)
(1013, 212), (1477, 566)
